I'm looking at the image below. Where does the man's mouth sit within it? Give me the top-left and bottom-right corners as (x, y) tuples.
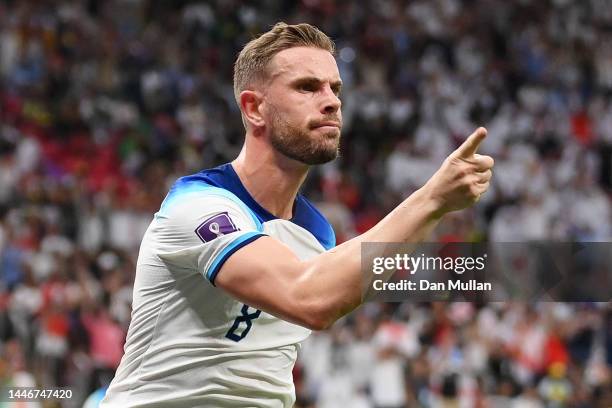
(312, 121), (341, 130)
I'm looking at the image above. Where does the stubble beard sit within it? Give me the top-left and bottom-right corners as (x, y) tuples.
(268, 107), (340, 166)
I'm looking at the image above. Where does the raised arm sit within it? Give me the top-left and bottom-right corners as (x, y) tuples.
(216, 128), (494, 330)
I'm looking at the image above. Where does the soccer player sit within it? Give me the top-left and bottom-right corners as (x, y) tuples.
(101, 22), (493, 407)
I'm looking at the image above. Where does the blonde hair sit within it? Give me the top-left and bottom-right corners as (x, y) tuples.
(233, 22), (335, 104)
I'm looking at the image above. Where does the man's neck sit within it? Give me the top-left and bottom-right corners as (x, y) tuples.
(232, 144), (308, 220)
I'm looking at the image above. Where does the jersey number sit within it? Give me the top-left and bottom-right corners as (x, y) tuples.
(225, 304), (261, 342)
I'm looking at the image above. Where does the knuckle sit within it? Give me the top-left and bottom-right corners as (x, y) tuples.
(476, 156), (494, 170)
(456, 168), (468, 179)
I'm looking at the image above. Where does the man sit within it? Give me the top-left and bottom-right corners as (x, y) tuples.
(101, 22), (493, 407)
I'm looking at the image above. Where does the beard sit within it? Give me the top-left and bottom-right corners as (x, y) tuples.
(268, 106), (341, 166)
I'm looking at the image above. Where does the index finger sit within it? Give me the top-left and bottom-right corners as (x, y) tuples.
(454, 127), (487, 158)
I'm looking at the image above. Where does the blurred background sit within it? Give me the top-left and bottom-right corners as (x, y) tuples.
(0, 0), (611, 406)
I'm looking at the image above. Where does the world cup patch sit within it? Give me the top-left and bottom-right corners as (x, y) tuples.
(195, 212), (240, 242)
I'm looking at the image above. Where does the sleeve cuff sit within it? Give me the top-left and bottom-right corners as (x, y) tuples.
(206, 232), (267, 285)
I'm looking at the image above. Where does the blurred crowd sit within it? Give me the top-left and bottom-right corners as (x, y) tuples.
(0, 0), (611, 406)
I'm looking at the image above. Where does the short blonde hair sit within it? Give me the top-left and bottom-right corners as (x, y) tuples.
(233, 22), (336, 104)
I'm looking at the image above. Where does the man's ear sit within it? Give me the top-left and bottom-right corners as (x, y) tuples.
(240, 90), (265, 128)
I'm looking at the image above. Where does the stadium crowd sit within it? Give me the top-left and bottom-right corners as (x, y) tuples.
(0, 0), (611, 406)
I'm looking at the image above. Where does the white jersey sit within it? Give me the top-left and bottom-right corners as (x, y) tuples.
(101, 163), (335, 408)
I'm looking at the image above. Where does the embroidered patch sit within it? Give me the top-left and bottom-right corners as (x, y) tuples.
(195, 212), (240, 242)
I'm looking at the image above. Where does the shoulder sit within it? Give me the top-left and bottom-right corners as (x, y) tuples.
(158, 172), (263, 232)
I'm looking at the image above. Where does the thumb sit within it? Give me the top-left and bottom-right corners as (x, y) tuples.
(454, 127), (487, 158)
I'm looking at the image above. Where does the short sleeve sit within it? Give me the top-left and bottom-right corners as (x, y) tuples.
(154, 185), (266, 285)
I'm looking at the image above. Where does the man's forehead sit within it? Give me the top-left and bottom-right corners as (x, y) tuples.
(268, 46), (340, 81)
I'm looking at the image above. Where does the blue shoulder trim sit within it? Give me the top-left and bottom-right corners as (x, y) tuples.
(293, 195), (336, 251)
(159, 177), (263, 232)
(165, 164), (336, 250)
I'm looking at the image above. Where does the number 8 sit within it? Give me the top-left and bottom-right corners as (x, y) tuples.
(225, 304), (261, 342)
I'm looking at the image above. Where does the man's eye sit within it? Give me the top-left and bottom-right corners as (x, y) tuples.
(300, 84), (316, 92)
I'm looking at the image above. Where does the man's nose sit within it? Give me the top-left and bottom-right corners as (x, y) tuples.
(321, 85), (341, 114)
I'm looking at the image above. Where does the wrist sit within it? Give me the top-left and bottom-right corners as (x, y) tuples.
(413, 185), (446, 220)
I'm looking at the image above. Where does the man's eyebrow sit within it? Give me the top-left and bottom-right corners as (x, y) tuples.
(290, 76), (343, 88)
